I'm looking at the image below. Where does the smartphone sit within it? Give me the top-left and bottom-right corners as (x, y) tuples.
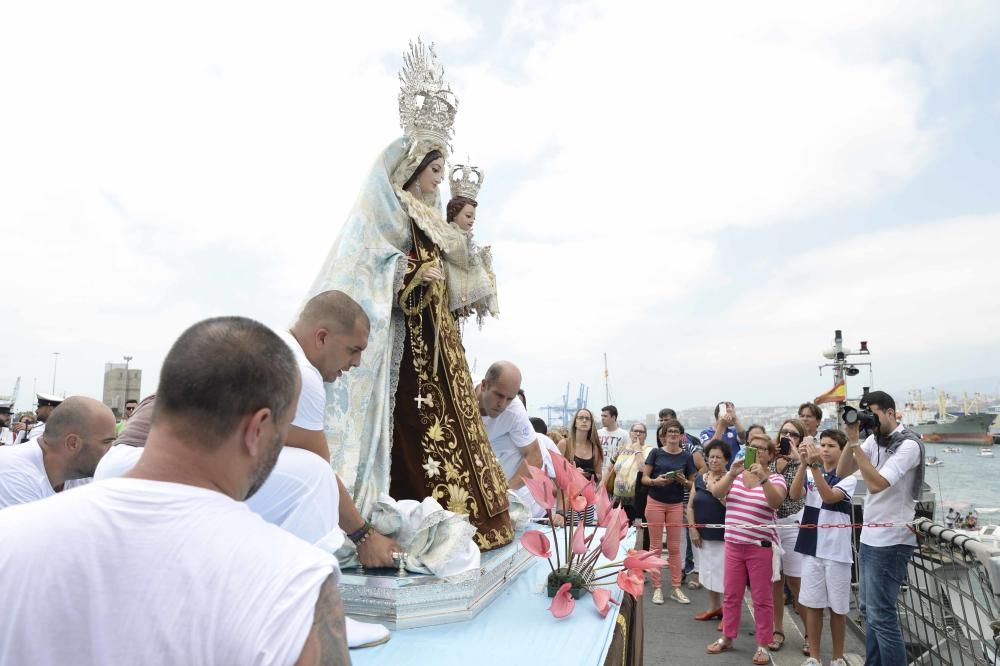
(743, 446), (757, 467)
(716, 402), (727, 422)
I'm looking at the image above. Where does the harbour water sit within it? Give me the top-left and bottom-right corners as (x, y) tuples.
(919, 443), (999, 519)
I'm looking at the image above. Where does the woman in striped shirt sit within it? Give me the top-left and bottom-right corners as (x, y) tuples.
(706, 434), (787, 665)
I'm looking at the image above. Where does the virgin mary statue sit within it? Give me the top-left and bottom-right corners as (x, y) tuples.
(302, 40), (512, 551)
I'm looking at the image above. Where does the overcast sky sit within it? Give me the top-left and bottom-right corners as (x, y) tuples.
(3, 1), (1000, 420)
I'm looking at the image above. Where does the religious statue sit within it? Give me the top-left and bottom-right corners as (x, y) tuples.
(303, 40), (512, 550)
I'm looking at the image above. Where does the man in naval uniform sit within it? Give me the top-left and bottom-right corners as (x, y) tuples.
(0, 401), (14, 446)
(12, 393), (63, 444)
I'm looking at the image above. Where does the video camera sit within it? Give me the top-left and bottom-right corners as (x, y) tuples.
(840, 405), (879, 431)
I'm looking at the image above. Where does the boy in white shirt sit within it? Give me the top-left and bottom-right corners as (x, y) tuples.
(790, 429), (856, 666)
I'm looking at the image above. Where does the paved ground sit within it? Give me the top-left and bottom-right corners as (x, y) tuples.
(642, 581), (866, 665)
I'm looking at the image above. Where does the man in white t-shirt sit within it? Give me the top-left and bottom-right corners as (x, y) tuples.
(0, 397), (116, 509)
(477, 361), (542, 490)
(836, 390), (923, 666)
(597, 404), (630, 473)
(0, 316), (349, 665)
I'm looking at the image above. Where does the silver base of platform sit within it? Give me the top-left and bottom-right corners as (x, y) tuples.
(338, 538), (535, 630)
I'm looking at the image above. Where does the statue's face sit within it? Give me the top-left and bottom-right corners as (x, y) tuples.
(453, 204), (476, 231)
(413, 157), (445, 195)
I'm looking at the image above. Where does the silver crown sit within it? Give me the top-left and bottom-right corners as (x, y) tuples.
(398, 39), (458, 150)
(449, 163), (485, 200)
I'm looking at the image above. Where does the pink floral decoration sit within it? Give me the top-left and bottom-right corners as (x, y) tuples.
(522, 467), (555, 510)
(548, 582), (576, 619)
(520, 530), (552, 559)
(591, 587), (620, 618)
(617, 568), (645, 599)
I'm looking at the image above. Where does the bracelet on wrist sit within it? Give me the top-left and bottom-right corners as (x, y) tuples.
(348, 521), (375, 545)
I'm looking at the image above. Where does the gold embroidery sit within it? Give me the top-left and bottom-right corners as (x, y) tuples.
(616, 612), (628, 666)
(402, 221), (512, 551)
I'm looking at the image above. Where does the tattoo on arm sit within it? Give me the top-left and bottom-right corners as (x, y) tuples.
(312, 574), (350, 665)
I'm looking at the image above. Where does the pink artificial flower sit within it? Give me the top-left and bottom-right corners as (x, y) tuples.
(520, 530), (552, 559)
(600, 509), (624, 559)
(571, 521), (588, 555)
(521, 466), (555, 510)
(591, 587), (620, 618)
(548, 582), (576, 619)
(616, 568), (645, 599)
(579, 477), (596, 505)
(623, 549), (668, 572)
(595, 485), (613, 526)
(549, 450), (574, 493)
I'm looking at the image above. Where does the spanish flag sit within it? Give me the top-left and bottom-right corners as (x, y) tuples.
(815, 380), (847, 404)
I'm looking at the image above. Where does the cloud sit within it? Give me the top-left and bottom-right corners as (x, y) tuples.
(2, 1), (999, 418)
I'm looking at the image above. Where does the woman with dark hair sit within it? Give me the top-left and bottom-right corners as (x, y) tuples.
(557, 408), (603, 525)
(769, 418), (807, 653)
(688, 439), (731, 622)
(304, 40), (512, 552)
(642, 419), (697, 605)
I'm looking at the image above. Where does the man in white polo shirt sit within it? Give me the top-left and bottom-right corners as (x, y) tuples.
(836, 390), (923, 666)
(477, 361), (542, 490)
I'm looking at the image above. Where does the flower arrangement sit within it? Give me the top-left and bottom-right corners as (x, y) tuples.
(518, 450), (667, 618)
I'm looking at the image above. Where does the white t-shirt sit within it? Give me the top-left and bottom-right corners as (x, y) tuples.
(278, 330), (326, 432)
(536, 432), (559, 477)
(0, 441), (89, 509)
(598, 427), (630, 468)
(0, 478), (336, 665)
(859, 426), (921, 547)
(95, 444), (343, 551)
(482, 398), (538, 480)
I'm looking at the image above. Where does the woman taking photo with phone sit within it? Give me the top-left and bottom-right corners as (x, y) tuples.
(769, 418), (807, 653)
(642, 419), (697, 605)
(706, 433), (787, 665)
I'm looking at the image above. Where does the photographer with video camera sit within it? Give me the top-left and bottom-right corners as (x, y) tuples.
(835, 390), (924, 666)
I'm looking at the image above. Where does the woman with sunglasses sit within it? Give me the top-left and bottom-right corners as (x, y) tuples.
(768, 418), (807, 653)
(706, 433), (787, 665)
(642, 419), (697, 605)
(610, 423), (655, 549)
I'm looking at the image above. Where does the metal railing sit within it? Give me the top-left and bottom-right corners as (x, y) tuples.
(848, 517), (1000, 665)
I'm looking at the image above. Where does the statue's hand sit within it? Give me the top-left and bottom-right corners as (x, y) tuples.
(420, 265), (444, 285)
(357, 531), (401, 568)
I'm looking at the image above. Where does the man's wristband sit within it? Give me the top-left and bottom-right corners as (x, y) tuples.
(348, 521), (375, 545)
(809, 462), (823, 469)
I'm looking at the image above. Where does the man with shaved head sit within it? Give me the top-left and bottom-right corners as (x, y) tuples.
(477, 361), (542, 490)
(0, 396), (116, 509)
(0, 316), (349, 664)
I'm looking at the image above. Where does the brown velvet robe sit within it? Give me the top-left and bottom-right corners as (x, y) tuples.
(388, 222), (513, 551)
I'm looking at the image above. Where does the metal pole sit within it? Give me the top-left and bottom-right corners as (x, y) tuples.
(51, 352), (59, 394)
(123, 355), (133, 407)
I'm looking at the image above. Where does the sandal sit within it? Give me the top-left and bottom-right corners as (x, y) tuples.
(694, 608), (723, 621)
(752, 646), (771, 664)
(688, 578), (703, 589)
(766, 630), (784, 651)
(801, 634), (810, 656)
(706, 638), (732, 655)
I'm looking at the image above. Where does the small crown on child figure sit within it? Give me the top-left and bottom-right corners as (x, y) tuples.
(449, 163), (484, 200)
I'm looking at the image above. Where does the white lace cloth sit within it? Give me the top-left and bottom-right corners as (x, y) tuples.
(333, 495), (481, 577)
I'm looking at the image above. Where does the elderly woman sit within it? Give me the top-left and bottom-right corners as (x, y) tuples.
(707, 433), (787, 665)
(687, 439), (731, 622)
(642, 419), (697, 605)
(610, 423), (655, 548)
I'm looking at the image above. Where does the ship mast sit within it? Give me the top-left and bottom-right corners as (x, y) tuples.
(819, 329), (872, 426)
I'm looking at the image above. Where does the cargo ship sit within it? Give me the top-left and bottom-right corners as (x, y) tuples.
(911, 413), (996, 444)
